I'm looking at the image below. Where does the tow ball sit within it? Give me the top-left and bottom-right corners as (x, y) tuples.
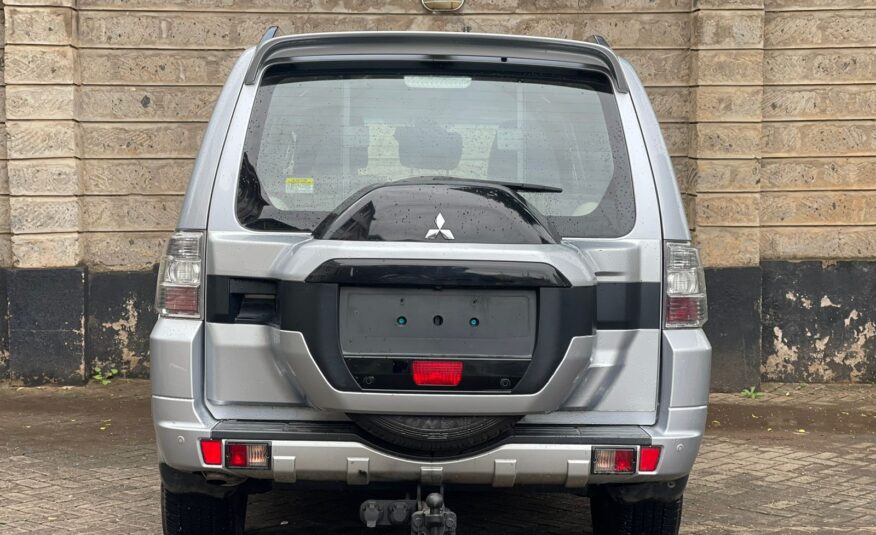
(360, 488), (457, 534)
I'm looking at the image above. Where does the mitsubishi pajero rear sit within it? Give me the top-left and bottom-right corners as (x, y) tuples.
(152, 30), (711, 535)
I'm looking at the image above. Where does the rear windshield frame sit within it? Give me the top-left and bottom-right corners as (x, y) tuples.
(237, 59), (636, 238)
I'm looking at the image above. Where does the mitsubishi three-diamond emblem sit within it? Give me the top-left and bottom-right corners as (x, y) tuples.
(425, 213), (455, 240)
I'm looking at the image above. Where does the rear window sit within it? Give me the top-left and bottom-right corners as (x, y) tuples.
(237, 63), (635, 238)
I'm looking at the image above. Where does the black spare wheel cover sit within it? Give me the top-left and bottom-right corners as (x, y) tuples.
(349, 414), (521, 453)
(326, 178), (555, 453)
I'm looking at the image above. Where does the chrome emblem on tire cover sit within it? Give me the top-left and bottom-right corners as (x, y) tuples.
(425, 213), (455, 240)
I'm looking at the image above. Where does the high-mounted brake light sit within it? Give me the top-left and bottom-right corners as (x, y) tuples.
(155, 231), (203, 318)
(412, 361), (463, 387)
(664, 242), (708, 329)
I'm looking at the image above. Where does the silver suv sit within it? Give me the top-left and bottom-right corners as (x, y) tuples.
(152, 30), (711, 535)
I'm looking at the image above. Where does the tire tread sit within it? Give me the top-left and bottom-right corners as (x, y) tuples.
(162, 485), (246, 535)
(591, 496), (683, 535)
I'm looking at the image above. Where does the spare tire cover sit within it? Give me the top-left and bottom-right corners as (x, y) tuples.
(349, 414), (520, 453)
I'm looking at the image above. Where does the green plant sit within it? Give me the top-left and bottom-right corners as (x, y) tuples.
(92, 366), (119, 385)
(740, 385), (764, 400)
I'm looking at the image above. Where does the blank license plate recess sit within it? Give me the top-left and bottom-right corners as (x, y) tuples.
(339, 287), (536, 358)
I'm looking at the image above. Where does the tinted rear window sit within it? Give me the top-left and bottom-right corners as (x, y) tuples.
(238, 63), (635, 237)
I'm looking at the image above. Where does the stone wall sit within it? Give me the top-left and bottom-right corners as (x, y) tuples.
(0, 0), (873, 387)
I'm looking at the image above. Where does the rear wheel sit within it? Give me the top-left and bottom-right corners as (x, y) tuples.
(590, 495), (683, 535)
(161, 485), (247, 535)
(350, 414), (520, 453)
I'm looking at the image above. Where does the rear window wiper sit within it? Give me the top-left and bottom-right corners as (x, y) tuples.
(392, 176), (563, 193)
(495, 181), (563, 193)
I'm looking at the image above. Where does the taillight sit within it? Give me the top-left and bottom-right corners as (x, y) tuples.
(155, 231), (203, 318)
(226, 442), (271, 469)
(412, 361), (463, 386)
(592, 448), (636, 474)
(664, 242), (707, 329)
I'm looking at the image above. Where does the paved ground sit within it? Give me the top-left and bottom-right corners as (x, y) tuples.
(1, 381), (876, 534)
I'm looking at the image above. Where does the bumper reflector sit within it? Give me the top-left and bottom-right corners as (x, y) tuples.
(592, 448), (636, 474)
(199, 439), (222, 466)
(639, 446), (662, 472)
(226, 442), (271, 469)
(412, 360), (463, 386)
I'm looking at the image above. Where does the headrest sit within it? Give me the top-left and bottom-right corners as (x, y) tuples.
(394, 121), (463, 171)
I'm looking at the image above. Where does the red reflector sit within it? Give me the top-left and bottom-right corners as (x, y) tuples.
(227, 444), (248, 468)
(200, 439), (222, 466)
(639, 446), (662, 472)
(412, 360), (463, 386)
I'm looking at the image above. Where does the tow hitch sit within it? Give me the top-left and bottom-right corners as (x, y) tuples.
(360, 486), (457, 534)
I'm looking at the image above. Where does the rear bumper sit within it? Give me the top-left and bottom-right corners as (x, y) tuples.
(153, 394), (705, 488)
(152, 318), (710, 489)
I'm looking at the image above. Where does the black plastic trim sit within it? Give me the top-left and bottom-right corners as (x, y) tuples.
(206, 276), (278, 324)
(514, 286), (595, 394)
(206, 277), (659, 393)
(207, 276), (660, 331)
(277, 281), (360, 390)
(596, 282), (661, 330)
(345, 356), (530, 392)
(274, 282), (595, 394)
(210, 420), (651, 461)
(306, 259), (571, 288)
(159, 463), (240, 499)
(243, 32), (631, 93)
(599, 476), (689, 504)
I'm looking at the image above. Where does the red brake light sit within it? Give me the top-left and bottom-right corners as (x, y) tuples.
(200, 439), (222, 466)
(592, 448), (636, 474)
(225, 442), (271, 469)
(666, 296), (702, 324)
(639, 446), (662, 472)
(613, 449), (635, 472)
(163, 287), (200, 315)
(412, 361), (463, 387)
(227, 444), (248, 468)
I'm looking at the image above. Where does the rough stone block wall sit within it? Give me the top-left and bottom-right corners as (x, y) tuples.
(0, 0), (872, 387)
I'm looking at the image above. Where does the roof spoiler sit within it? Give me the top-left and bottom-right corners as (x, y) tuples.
(244, 29), (628, 93)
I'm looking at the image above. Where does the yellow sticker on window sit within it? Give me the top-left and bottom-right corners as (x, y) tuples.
(285, 177), (314, 194)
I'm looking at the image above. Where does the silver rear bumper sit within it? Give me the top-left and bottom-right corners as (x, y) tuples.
(152, 318), (710, 487)
(272, 442), (592, 487)
(153, 394), (705, 487)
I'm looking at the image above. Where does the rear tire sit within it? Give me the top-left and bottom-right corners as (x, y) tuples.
(161, 485), (247, 535)
(590, 495), (683, 535)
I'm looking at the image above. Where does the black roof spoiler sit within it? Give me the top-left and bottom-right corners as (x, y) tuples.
(243, 29), (629, 93)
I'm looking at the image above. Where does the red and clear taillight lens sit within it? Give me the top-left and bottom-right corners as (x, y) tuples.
(592, 448), (636, 474)
(226, 443), (270, 469)
(412, 361), (463, 387)
(155, 231), (203, 318)
(664, 242), (707, 329)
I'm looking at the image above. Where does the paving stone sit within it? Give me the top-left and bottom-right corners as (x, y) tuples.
(1, 381), (875, 533)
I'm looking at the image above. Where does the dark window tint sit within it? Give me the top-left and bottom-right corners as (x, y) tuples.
(238, 63), (635, 238)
